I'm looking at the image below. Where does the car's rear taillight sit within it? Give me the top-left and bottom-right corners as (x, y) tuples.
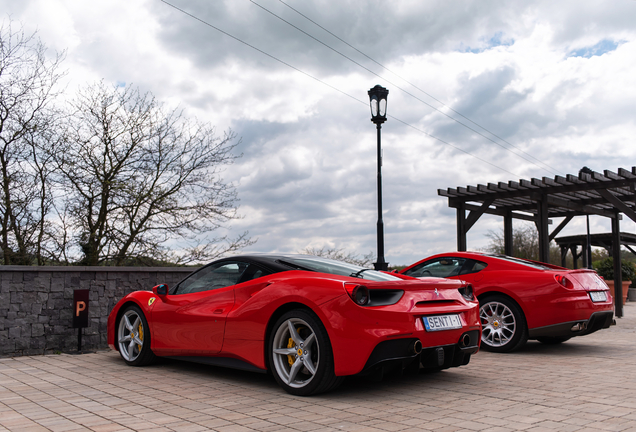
(555, 274), (573, 288)
(458, 284), (475, 301)
(344, 283), (404, 306)
(345, 284), (370, 306)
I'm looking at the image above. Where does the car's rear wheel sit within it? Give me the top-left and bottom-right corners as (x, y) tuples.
(269, 309), (343, 396)
(537, 336), (571, 345)
(117, 305), (156, 366)
(479, 295), (528, 353)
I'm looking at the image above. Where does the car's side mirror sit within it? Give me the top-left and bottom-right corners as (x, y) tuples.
(153, 284), (168, 296)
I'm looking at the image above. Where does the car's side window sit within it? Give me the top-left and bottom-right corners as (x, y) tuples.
(404, 258), (467, 278)
(403, 262), (430, 277)
(238, 264), (272, 284)
(460, 259), (488, 275)
(175, 261), (249, 295)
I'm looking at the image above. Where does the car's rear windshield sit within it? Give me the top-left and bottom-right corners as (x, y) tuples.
(278, 256), (401, 281)
(487, 254), (552, 270)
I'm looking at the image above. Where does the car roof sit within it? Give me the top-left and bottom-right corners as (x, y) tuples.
(213, 253), (355, 273)
(426, 251), (557, 270)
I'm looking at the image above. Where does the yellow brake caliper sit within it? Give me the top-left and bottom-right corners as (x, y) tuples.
(287, 336), (295, 366)
(287, 325), (305, 366)
(137, 323), (144, 351)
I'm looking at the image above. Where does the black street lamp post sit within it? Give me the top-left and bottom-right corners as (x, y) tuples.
(368, 85), (389, 271)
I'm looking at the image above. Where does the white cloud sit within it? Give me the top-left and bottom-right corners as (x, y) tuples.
(2, 0), (636, 265)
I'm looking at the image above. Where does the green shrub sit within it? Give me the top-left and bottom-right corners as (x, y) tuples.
(593, 257), (636, 283)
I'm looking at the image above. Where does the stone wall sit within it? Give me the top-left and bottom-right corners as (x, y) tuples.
(0, 266), (197, 357)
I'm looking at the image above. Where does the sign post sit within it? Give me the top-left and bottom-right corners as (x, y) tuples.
(73, 289), (90, 352)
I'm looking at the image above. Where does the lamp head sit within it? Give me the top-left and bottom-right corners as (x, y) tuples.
(368, 85), (389, 124)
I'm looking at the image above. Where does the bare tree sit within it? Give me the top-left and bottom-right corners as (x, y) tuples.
(486, 223), (540, 260)
(54, 81), (252, 265)
(486, 222), (564, 265)
(0, 21), (64, 264)
(302, 246), (376, 268)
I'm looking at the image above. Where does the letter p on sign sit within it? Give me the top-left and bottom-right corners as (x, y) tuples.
(73, 290), (90, 328)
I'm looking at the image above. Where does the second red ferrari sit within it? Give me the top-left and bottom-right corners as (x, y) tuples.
(401, 252), (614, 352)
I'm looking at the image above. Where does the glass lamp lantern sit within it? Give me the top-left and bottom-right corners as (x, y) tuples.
(368, 85), (389, 124)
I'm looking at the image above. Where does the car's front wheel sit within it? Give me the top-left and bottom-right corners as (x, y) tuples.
(117, 305), (156, 366)
(479, 295), (528, 353)
(269, 309), (343, 396)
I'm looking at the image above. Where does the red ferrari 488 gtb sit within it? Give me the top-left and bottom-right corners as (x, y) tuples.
(108, 254), (481, 395)
(400, 252), (615, 353)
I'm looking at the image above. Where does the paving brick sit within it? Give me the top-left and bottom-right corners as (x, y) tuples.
(1, 304), (635, 431)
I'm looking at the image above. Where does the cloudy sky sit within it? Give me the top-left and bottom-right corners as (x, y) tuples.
(4, 0), (636, 265)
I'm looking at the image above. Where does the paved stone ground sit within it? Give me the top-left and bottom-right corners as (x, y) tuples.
(1, 303), (635, 432)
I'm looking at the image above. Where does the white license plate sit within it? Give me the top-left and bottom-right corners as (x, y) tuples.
(589, 291), (607, 302)
(423, 314), (462, 331)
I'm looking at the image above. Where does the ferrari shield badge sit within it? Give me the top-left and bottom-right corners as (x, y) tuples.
(148, 297), (156, 306)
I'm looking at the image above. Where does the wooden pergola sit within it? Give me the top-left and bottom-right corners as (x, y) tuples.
(554, 232), (636, 268)
(438, 167), (636, 317)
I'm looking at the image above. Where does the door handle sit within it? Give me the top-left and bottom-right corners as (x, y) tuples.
(213, 308), (224, 314)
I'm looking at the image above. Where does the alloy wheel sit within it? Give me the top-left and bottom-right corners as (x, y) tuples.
(271, 317), (319, 389)
(480, 301), (516, 348)
(118, 309), (145, 362)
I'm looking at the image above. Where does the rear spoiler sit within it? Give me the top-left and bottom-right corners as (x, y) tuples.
(520, 258), (567, 270)
(566, 268), (600, 274)
(384, 271), (415, 280)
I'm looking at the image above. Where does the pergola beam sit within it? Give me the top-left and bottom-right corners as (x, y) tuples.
(625, 244), (636, 256)
(549, 215), (574, 241)
(457, 203), (545, 223)
(465, 199), (494, 231)
(597, 189), (636, 223)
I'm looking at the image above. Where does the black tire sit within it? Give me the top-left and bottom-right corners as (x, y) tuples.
(116, 305), (156, 366)
(537, 336), (571, 345)
(479, 295), (528, 353)
(268, 309), (343, 396)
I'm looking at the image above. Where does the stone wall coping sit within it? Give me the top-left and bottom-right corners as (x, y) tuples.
(0, 265), (198, 272)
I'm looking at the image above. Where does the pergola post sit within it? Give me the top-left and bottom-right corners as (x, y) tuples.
(504, 212), (513, 256)
(569, 245), (578, 269)
(560, 245), (568, 267)
(612, 213), (623, 318)
(457, 203), (467, 251)
(537, 194), (550, 264)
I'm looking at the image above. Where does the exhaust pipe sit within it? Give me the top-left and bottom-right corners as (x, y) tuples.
(411, 339), (422, 355)
(459, 333), (472, 348)
(571, 322), (588, 332)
